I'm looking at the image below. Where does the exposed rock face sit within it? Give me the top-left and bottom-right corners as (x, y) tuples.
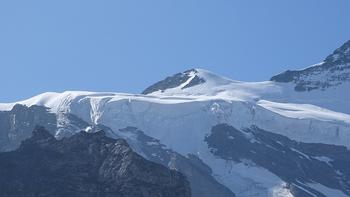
(0, 104), (97, 152)
(0, 126), (191, 197)
(118, 127), (235, 197)
(271, 40), (350, 91)
(205, 124), (350, 196)
(0, 104), (57, 151)
(142, 69), (205, 94)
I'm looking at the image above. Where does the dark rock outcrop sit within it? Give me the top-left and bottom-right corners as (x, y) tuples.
(142, 69), (205, 94)
(0, 126), (191, 197)
(205, 124), (350, 197)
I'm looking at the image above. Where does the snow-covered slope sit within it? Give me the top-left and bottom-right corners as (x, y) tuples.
(141, 67), (350, 114)
(2, 87), (350, 148)
(1, 40), (350, 197)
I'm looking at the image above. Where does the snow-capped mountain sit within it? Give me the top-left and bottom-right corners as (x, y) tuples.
(271, 40), (350, 92)
(1, 40), (350, 197)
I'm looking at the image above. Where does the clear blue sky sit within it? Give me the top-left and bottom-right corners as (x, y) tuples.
(1, 0), (350, 102)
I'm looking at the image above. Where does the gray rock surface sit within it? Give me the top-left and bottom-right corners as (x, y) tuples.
(142, 69), (205, 94)
(0, 104), (57, 151)
(0, 126), (191, 197)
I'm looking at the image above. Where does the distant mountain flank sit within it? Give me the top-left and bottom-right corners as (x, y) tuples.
(271, 40), (350, 91)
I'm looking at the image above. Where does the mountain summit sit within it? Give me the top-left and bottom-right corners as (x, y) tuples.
(142, 68), (233, 95)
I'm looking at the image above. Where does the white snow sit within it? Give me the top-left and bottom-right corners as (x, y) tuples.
(313, 156), (333, 166)
(146, 141), (159, 146)
(290, 148), (311, 160)
(306, 183), (348, 197)
(84, 126), (93, 133)
(270, 183), (294, 197)
(200, 146), (294, 197)
(257, 100), (350, 124)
